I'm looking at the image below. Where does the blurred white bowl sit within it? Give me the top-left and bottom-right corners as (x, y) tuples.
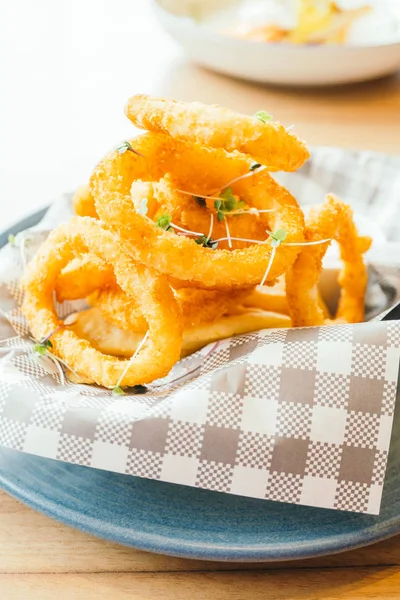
(154, 0), (400, 86)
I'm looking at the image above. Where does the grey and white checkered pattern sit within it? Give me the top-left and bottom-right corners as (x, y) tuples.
(57, 434), (93, 466)
(126, 448), (163, 479)
(334, 481), (370, 513)
(165, 420), (204, 458)
(267, 472), (303, 504)
(387, 323), (400, 348)
(244, 364), (281, 401)
(352, 344), (388, 380)
(95, 411), (134, 446)
(283, 341), (318, 371)
(196, 460), (234, 493)
(0, 417), (27, 450)
(382, 381), (398, 417)
(344, 411), (380, 449)
(206, 392), (244, 429)
(0, 147), (400, 515)
(236, 431), (274, 469)
(314, 372), (350, 408)
(372, 450), (389, 486)
(318, 325), (354, 342)
(305, 441), (342, 479)
(31, 402), (66, 430)
(276, 402), (312, 440)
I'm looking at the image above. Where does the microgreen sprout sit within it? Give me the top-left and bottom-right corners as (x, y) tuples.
(112, 385), (126, 397)
(260, 246), (277, 287)
(112, 331), (150, 396)
(255, 110), (273, 123)
(267, 229), (288, 248)
(259, 230), (332, 286)
(176, 162), (267, 205)
(8, 234), (16, 246)
(31, 331), (80, 385)
(195, 235), (218, 249)
(207, 213), (214, 242)
(116, 141), (144, 157)
(170, 223), (203, 237)
(155, 214), (203, 238)
(193, 195), (207, 208)
(156, 213), (173, 231)
(224, 218), (232, 248)
(214, 188), (246, 221)
(33, 338), (53, 356)
(112, 384), (148, 396)
(138, 198), (148, 216)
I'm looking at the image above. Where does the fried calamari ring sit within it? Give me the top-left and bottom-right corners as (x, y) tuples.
(91, 133), (305, 288)
(22, 217), (182, 388)
(55, 255), (114, 302)
(72, 185), (98, 218)
(135, 175), (273, 251)
(286, 195), (372, 327)
(125, 95), (309, 172)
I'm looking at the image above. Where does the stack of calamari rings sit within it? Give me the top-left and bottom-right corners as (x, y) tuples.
(22, 96), (371, 391)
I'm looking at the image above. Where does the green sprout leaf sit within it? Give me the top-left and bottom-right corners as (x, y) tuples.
(193, 195), (206, 208)
(33, 337), (53, 356)
(219, 187), (234, 201)
(214, 199), (224, 221)
(33, 344), (47, 356)
(255, 110), (273, 124)
(268, 229), (288, 248)
(214, 188), (247, 220)
(195, 235), (219, 250)
(155, 213), (173, 231)
(115, 141), (144, 157)
(273, 229), (288, 242)
(40, 338), (53, 349)
(116, 141), (133, 154)
(8, 234), (16, 246)
(138, 198), (148, 216)
(112, 385), (126, 397)
(250, 162), (262, 171)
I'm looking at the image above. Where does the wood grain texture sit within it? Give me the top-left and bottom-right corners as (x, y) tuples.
(2, 568), (400, 600)
(1, 491), (400, 579)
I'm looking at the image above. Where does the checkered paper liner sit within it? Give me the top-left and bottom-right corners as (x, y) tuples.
(1, 147), (400, 515)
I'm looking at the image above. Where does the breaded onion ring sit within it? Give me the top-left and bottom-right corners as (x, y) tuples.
(286, 195), (372, 327)
(22, 217), (182, 388)
(91, 133), (305, 288)
(125, 95), (309, 172)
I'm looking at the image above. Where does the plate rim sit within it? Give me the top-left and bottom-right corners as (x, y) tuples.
(1, 448), (400, 562)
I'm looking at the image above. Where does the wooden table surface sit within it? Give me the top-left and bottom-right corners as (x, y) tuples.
(1, 2), (400, 598)
(3, 487), (400, 600)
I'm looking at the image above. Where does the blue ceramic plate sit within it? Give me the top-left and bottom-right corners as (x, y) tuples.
(1, 210), (400, 562)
